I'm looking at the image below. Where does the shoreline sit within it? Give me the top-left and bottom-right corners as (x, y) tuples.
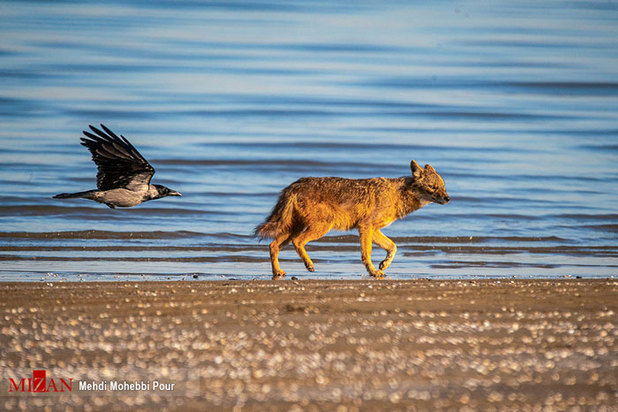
(1, 279), (616, 410)
(1, 272), (613, 283)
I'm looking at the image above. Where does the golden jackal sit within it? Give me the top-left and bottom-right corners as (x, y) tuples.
(255, 160), (449, 278)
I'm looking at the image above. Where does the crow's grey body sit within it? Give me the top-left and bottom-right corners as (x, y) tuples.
(53, 124), (181, 208)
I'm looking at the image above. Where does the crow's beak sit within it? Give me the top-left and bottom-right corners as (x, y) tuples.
(170, 191), (182, 197)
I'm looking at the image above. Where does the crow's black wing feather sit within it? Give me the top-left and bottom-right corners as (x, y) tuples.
(80, 124), (155, 191)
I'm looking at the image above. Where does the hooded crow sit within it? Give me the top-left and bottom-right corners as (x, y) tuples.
(53, 124), (181, 208)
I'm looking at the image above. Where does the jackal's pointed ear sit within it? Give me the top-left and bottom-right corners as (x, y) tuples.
(424, 164), (436, 173)
(410, 160), (423, 179)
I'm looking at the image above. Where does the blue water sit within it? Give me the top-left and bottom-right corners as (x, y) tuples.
(0, 0), (617, 280)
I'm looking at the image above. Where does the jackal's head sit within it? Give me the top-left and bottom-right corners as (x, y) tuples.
(410, 160), (450, 205)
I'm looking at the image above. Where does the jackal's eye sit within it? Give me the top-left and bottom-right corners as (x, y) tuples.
(429, 185), (437, 191)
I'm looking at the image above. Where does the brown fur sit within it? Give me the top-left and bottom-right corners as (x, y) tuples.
(255, 160), (449, 278)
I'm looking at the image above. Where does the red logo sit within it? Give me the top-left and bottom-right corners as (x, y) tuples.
(9, 370), (72, 393)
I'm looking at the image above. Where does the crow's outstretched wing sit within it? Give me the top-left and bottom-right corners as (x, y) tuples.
(81, 124), (155, 191)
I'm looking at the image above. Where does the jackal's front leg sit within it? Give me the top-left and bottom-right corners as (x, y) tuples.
(359, 226), (384, 278)
(373, 229), (397, 271)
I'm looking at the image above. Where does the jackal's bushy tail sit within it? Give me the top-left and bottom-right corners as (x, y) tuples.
(254, 192), (299, 239)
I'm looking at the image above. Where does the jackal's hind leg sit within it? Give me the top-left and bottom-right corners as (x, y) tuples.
(373, 229), (397, 271)
(269, 233), (289, 278)
(292, 223), (332, 272)
(359, 226), (384, 278)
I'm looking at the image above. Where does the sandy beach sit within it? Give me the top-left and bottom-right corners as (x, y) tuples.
(1, 279), (616, 411)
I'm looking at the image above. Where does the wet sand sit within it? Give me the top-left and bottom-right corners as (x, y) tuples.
(1, 279), (616, 411)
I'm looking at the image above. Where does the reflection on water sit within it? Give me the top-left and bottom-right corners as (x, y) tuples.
(0, 1), (616, 280)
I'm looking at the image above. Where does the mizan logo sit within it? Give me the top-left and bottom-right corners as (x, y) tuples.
(9, 370), (73, 393)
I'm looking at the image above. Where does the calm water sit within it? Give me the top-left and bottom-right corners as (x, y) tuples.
(0, 1), (617, 281)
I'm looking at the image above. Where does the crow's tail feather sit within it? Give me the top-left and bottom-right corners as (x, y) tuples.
(53, 190), (97, 200)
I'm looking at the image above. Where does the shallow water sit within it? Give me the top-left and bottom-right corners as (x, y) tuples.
(0, 1), (617, 280)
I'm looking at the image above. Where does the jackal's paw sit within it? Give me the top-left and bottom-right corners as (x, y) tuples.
(305, 263), (315, 272)
(379, 260), (390, 271)
(369, 269), (385, 279)
(272, 270), (286, 279)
